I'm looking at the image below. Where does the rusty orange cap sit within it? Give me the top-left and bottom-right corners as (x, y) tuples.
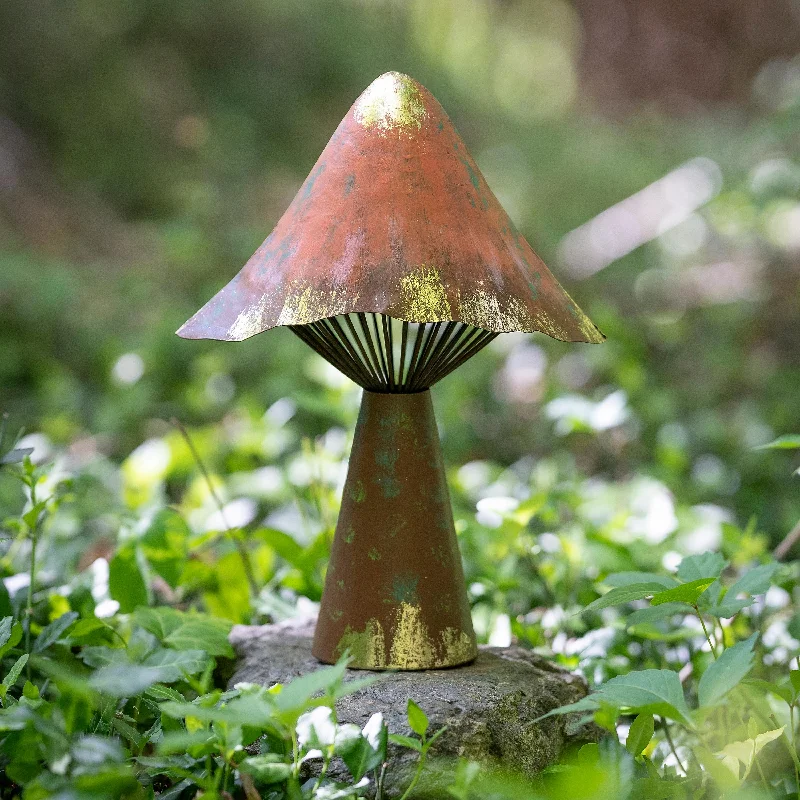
(177, 72), (604, 343)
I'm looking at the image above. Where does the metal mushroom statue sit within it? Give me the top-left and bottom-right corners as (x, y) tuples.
(178, 72), (604, 670)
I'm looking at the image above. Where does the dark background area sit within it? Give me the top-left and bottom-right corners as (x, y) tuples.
(1, 0), (799, 545)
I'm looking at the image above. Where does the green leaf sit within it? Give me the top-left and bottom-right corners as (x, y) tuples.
(90, 664), (170, 697)
(755, 434), (800, 450)
(112, 717), (145, 750)
(140, 509), (190, 589)
(68, 618), (119, 646)
(254, 527), (306, 568)
(140, 648), (211, 681)
(0, 586), (13, 620)
(594, 670), (693, 726)
(109, 546), (148, 613)
(677, 552), (726, 582)
(535, 696), (601, 722)
(625, 712), (654, 757)
(86, 650), (208, 696)
(727, 563), (779, 598)
(604, 572), (679, 589)
(33, 611), (78, 652)
(80, 646), (128, 669)
(134, 607), (234, 658)
(705, 599), (752, 619)
(339, 735), (384, 782)
(0, 622), (22, 660)
(627, 624), (699, 642)
(698, 634), (758, 707)
(742, 678), (793, 704)
(388, 733), (423, 752)
(273, 659), (349, 714)
(163, 620), (233, 658)
(2, 654), (28, 689)
(22, 501), (46, 530)
(145, 684), (186, 703)
(22, 681), (38, 700)
(239, 755), (292, 784)
(159, 696), (275, 729)
(407, 699), (429, 737)
(202, 550), (251, 623)
(627, 603), (691, 627)
(694, 744), (740, 790)
(583, 583), (666, 614)
(0, 617), (13, 651)
(156, 730), (216, 755)
(651, 578), (716, 606)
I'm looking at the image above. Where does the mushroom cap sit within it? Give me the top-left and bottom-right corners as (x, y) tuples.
(178, 72), (604, 343)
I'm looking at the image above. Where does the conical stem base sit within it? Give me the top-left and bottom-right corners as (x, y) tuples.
(313, 389), (477, 670)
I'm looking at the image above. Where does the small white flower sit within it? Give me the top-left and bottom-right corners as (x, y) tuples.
(476, 496), (518, 528)
(50, 754), (71, 775)
(94, 599), (119, 618)
(765, 586), (791, 609)
(488, 613), (512, 647)
(204, 497), (257, 532)
(296, 706), (336, 749)
(362, 713), (385, 750)
(334, 723), (362, 752)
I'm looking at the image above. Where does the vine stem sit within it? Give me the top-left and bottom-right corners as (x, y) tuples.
(375, 763), (387, 800)
(693, 606), (717, 658)
(398, 751), (427, 800)
(791, 704), (800, 794)
(171, 418), (259, 601)
(660, 717), (686, 775)
(24, 475), (40, 676)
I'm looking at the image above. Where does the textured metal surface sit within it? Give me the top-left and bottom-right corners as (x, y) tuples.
(177, 72), (604, 344)
(312, 390), (476, 669)
(291, 313), (497, 391)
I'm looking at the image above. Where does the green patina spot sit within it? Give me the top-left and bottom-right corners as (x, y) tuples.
(392, 574), (419, 604)
(330, 609), (343, 621)
(463, 159), (480, 190)
(459, 156), (487, 209)
(349, 480), (366, 503)
(368, 547), (381, 561)
(375, 448), (398, 471)
(344, 174), (355, 196)
(301, 162), (326, 200)
(437, 120), (444, 131)
(344, 526), (356, 544)
(380, 477), (401, 499)
(375, 447), (401, 498)
(528, 271), (542, 300)
(431, 544), (449, 566)
(337, 579), (345, 589)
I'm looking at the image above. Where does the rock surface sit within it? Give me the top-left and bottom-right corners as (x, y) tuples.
(230, 618), (600, 794)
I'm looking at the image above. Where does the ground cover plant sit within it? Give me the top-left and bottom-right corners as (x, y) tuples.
(0, 402), (798, 798)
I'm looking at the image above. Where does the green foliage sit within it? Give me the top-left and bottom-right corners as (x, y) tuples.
(625, 713), (654, 759)
(697, 635), (758, 708)
(1, 401), (798, 797)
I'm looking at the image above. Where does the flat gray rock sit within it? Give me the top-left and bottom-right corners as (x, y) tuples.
(229, 618), (600, 795)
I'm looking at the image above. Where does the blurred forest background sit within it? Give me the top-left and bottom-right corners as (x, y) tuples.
(1, 0), (799, 546)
